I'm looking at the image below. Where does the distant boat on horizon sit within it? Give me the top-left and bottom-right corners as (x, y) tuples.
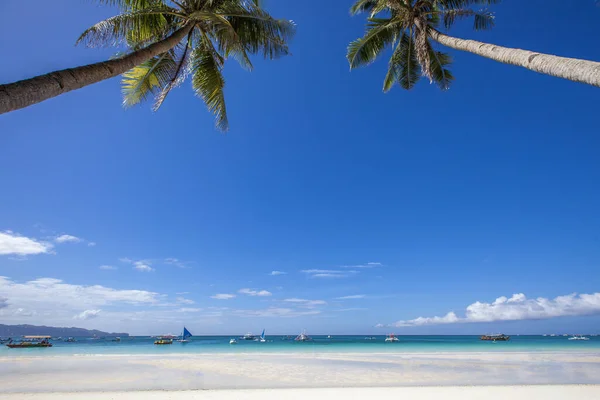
(568, 335), (590, 341)
(295, 330), (312, 342)
(240, 332), (257, 341)
(385, 334), (399, 342)
(177, 327), (192, 343)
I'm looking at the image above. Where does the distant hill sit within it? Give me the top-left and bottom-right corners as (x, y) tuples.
(0, 324), (129, 337)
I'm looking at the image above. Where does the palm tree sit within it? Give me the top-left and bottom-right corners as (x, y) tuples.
(347, 0), (600, 91)
(0, 0), (295, 130)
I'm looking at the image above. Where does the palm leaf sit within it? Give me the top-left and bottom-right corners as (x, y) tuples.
(190, 44), (228, 131)
(383, 33), (421, 91)
(348, 18), (401, 69)
(121, 51), (177, 107)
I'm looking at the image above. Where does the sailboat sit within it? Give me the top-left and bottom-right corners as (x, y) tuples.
(259, 329), (266, 343)
(177, 327), (192, 343)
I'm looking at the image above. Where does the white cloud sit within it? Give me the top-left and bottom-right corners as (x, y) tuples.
(334, 308), (368, 312)
(88, 242), (97, 247)
(164, 258), (190, 269)
(336, 295), (366, 300)
(176, 292), (190, 295)
(0, 277), (228, 334)
(211, 294), (236, 300)
(238, 288), (272, 297)
(0, 231), (53, 256)
(55, 234), (82, 244)
(300, 269), (358, 279)
(176, 297), (195, 305)
(134, 263), (154, 272)
(269, 271), (286, 276)
(99, 265), (117, 270)
(176, 308), (204, 313)
(121, 258), (155, 272)
(341, 262), (382, 269)
(233, 307), (321, 318)
(74, 309), (101, 320)
(387, 292), (600, 327)
(283, 298), (327, 308)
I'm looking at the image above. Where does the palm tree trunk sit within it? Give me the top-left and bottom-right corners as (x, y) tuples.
(0, 23), (194, 115)
(429, 29), (600, 88)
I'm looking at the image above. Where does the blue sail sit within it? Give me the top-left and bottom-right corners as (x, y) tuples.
(183, 327), (193, 339)
(260, 329), (265, 340)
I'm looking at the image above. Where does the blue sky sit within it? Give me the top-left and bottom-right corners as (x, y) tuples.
(0, 1), (599, 335)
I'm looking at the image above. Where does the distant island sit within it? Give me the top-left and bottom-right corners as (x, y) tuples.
(0, 324), (129, 337)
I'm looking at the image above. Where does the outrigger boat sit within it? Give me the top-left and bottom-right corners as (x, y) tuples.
(154, 335), (174, 345)
(6, 336), (53, 348)
(177, 327), (193, 343)
(568, 335), (590, 341)
(480, 334), (510, 342)
(294, 330), (312, 342)
(384, 334), (399, 342)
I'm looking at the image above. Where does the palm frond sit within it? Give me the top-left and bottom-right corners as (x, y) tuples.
(121, 51), (178, 107)
(426, 42), (454, 90)
(93, 0), (167, 11)
(215, 3), (296, 59)
(383, 32), (421, 91)
(77, 7), (182, 47)
(190, 43), (228, 131)
(432, 0), (500, 9)
(347, 18), (401, 69)
(441, 9), (495, 30)
(153, 36), (193, 111)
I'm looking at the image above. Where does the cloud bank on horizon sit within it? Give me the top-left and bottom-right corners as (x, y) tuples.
(382, 292), (600, 327)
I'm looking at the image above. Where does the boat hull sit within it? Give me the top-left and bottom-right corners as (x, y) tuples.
(7, 343), (52, 348)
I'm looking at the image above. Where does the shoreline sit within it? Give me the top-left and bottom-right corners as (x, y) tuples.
(1, 386), (600, 399)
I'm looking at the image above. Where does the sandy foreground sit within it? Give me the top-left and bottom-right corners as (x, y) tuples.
(1, 386), (600, 400)
(1, 351), (600, 392)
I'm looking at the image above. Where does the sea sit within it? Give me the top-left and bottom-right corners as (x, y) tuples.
(2, 334), (600, 356)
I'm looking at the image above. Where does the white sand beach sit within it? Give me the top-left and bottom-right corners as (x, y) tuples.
(1, 386), (600, 400)
(1, 351), (600, 393)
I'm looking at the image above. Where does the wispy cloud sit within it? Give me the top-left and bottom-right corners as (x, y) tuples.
(283, 298), (327, 308)
(87, 242), (97, 247)
(176, 297), (195, 305)
(239, 288), (272, 297)
(301, 269), (358, 278)
(176, 308), (204, 313)
(269, 271), (286, 276)
(121, 258), (155, 272)
(386, 292), (600, 327)
(340, 262), (382, 269)
(334, 308), (368, 312)
(99, 265), (117, 271)
(0, 231), (53, 256)
(74, 309), (101, 320)
(336, 295), (366, 300)
(211, 293), (236, 300)
(54, 234), (82, 244)
(164, 258), (191, 269)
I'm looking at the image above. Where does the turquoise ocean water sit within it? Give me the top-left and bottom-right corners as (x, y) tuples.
(2, 335), (600, 356)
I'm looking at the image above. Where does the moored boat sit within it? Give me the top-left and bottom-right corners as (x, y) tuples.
(480, 334), (510, 341)
(568, 335), (590, 341)
(177, 327), (193, 343)
(154, 335), (174, 345)
(240, 332), (257, 341)
(385, 334), (399, 342)
(295, 330), (312, 342)
(6, 336), (53, 348)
